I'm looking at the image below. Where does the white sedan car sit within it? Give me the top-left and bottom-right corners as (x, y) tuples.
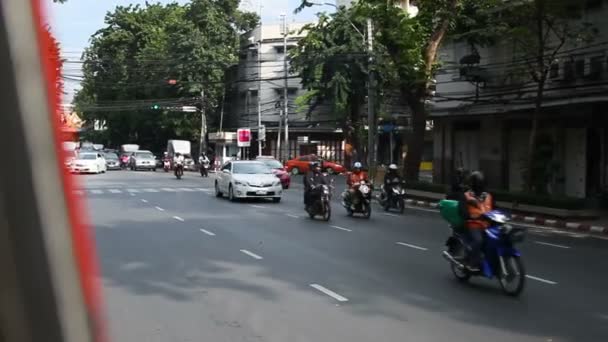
(70, 152), (107, 174)
(215, 161), (283, 202)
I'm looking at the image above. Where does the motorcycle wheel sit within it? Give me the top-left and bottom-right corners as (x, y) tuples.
(307, 208), (315, 219)
(363, 203), (372, 219)
(398, 198), (405, 214)
(498, 256), (526, 297)
(322, 202), (331, 221)
(450, 243), (471, 282)
(346, 208), (353, 217)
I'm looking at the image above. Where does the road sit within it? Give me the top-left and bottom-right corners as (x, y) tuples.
(79, 170), (608, 342)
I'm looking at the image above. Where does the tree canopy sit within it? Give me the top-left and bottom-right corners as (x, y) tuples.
(74, 0), (258, 152)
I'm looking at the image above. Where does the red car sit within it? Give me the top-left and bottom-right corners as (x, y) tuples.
(256, 156), (291, 189)
(285, 154), (346, 175)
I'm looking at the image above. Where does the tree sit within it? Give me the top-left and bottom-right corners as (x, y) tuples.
(290, 8), (384, 165)
(497, 0), (596, 192)
(74, 0), (258, 152)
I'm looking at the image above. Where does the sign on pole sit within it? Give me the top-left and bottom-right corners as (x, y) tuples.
(259, 125), (266, 141)
(182, 106), (197, 113)
(237, 128), (251, 147)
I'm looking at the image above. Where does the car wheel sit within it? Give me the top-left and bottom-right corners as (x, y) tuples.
(153, 168), (156, 172)
(273, 197), (281, 203)
(228, 185), (236, 202)
(291, 167), (300, 175)
(215, 181), (223, 198)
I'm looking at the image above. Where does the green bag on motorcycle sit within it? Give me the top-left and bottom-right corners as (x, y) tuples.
(438, 199), (464, 228)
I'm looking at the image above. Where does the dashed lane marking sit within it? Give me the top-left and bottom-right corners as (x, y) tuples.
(200, 229), (216, 236)
(330, 225), (352, 232)
(173, 216), (185, 222)
(534, 241), (571, 249)
(310, 284), (349, 302)
(240, 249), (263, 260)
(526, 275), (558, 285)
(396, 242), (428, 251)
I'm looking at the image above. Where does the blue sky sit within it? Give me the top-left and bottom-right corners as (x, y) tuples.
(47, 0), (335, 100)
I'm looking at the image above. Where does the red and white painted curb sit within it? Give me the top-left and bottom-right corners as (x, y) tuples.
(403, 199), (608, 235)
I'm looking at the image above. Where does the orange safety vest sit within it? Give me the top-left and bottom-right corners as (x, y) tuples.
(464, 191), (493, 229)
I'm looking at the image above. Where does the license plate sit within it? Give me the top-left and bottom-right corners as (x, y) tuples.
(256, 190), (267, 195)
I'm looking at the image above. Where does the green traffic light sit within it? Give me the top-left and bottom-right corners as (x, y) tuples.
(152, 104), (160, 110)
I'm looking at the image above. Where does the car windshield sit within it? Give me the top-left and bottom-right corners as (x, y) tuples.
(136, 153), (154, 159)
(78, 154), (96, 160)
(233, 163), (271, 174)
(105, 153), (118, 160)
(260, 159), (283, 169)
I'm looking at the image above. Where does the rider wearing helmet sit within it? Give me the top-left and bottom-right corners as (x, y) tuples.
(458, 171), (496, 272)
(383, 164), (402, 202)
(303, 161), (327, 209)
(344, 162), (370, 208)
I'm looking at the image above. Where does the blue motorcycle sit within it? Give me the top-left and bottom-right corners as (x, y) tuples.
(441, 207), (527, 296)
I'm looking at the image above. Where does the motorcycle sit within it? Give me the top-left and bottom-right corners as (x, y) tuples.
(163, 160), (171, 172)
(342, 180), (372, 218)
(306, 179), (334, 221)
(378, 181), (406, 213)
(440, 200), (527, 296)
(174, 163), (184, 179)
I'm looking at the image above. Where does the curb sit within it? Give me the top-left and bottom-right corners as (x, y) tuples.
(403, 199), (608, 236)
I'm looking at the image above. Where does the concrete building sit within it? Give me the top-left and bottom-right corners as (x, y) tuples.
(430, 1), (608, 198)
(224, 23), (345, 163)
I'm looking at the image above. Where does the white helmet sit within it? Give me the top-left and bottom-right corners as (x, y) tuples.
(353, 162), (362, 169)
(389, 164), (398, 170)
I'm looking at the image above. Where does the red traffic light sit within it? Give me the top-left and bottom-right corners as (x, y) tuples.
(168, 79), (177, 85)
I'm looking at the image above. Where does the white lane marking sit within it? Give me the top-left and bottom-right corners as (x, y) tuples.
(173, 216), (185, 222)
(534, 241), (571, 249)
(590, 226), (606, 234)
(526, 275), (558, 285)
(396, 242), (428, 251)
(383, 213), (400, 217)
(90, 189), (103, 194)
(250, 205), (268, 209)
(179, 188), (195, 192)
(143, 188), (159, 193)
(162, 188), (177, 192)
(240, 249), (263, 260)
(310, 284), (349, 302)
(155, 206), (165, 212)
(196, 188), (211, 192)
(286, 214), (299, 219)
(109, 189), (122, 194)
(200, 229), (216, 236)
(127, 189), (140, 193)
(130, 193), (136, 196)
(141, 199), (148, 203)
(331, 225), (352, 232)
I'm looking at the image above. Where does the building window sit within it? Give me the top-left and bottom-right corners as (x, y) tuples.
(275, 46), (285, 54)
(549, 62), (560, 79)
(575, 59), (586, 78)
(563, 60), (575, 81)
(589, 56), (604, 80)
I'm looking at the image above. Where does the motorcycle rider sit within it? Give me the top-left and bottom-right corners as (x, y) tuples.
(304, 161), (327, 210)
(174, 152), (185, 175)
(199, 152), (210, 177)
(344, 162), (369, 209)
(458, 171), (496, 272)
(383, 164), (402, 203)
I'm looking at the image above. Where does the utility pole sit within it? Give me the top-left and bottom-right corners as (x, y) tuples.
(198, 90), (207, 157)
(257, 39), (262, 157)
(366, 18), (376, 180)
(281, 14), (289, 162)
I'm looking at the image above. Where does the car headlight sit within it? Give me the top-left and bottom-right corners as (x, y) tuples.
(273, 180), (280, 186)
(234, 180), (246, 186)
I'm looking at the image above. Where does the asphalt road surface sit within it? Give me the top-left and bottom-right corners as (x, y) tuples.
(79, 170), (608, 342)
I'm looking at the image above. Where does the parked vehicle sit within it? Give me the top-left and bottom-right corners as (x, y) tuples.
(70, 152), (106, 174)
(103, 152), (121, 170)
(129, 150), (156, 171)
(342, 180), (372, 218)
(256, 156), (290, 189)
(215, 161), (282, 202)
(378, 181), (406, 213)
(439, 200), (526, 296)
(306, 179), (334, 221)
(285, 155), (345, 175)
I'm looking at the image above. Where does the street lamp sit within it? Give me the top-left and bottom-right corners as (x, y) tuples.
(248, 36), (263, 157)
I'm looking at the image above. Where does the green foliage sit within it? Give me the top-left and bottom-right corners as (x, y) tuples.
(74, 1), (258, 152)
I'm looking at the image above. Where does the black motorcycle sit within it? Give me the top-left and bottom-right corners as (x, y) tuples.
(306, 180), (334, 221)
(174, 163), (184, 179)
(378, 181), (406, 213)
(342, 180), (372, 218)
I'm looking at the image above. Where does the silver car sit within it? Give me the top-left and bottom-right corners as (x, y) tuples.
(215, 161), (282, 202)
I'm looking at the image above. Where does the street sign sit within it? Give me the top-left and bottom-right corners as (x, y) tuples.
(237, 128), (251, 147)
(259, 125), (266, 141)
(182, 106), (197, 112)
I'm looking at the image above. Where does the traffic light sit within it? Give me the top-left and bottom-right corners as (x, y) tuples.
(151, 104), (160, 110)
